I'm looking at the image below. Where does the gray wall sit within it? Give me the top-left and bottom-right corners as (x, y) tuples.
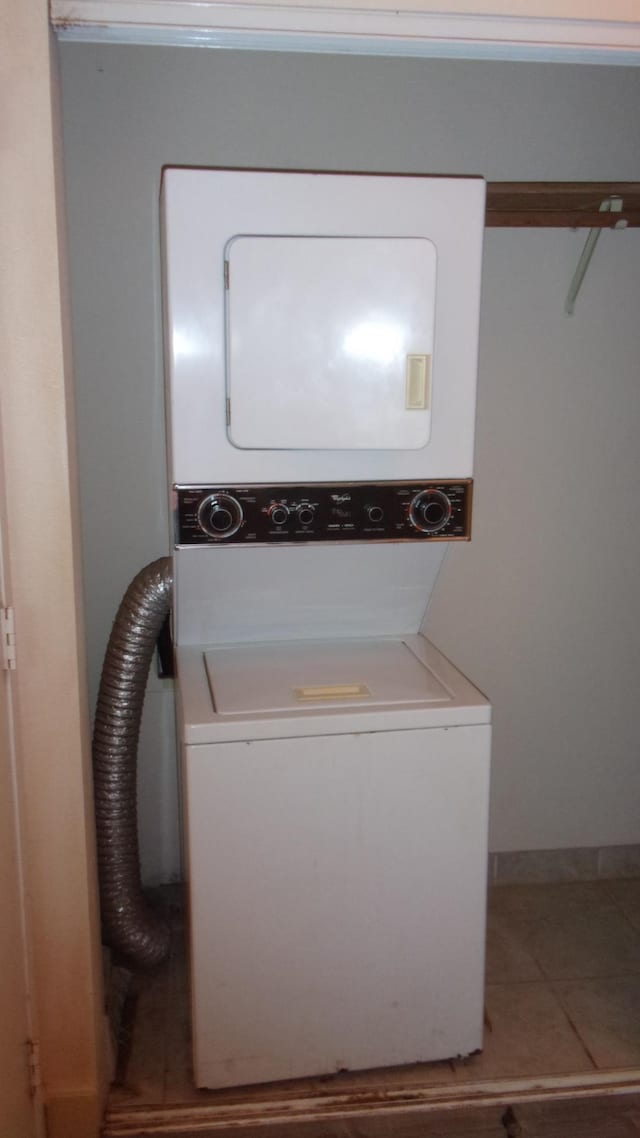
(59, 45), (640, 882)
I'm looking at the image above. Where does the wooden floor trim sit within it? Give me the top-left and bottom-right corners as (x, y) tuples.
(103, 1067), (640, 1135)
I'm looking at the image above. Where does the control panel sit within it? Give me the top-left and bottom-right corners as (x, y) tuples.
(175, 481), (472, 545)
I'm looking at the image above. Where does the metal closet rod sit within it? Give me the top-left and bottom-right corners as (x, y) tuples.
(564, 196), (627, 315)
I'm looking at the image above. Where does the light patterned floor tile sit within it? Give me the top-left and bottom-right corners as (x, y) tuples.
(554, 975), (640, 1069)
(453, 982), (593, 1081)
(485, 911), (544, 983)
(110, 879), (640, 1114)
(525, 907), (640, 981)
(604, 878), (640, 933)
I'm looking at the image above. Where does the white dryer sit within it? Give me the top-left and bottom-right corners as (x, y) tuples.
(161, 167), (491, 1089)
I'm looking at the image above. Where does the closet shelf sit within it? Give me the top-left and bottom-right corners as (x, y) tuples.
(485, 182), (640, 228)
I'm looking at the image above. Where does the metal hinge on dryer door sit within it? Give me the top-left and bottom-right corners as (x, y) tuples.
(1, 606), (16, 670)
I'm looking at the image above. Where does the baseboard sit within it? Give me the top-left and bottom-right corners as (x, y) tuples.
(489, 843), (640, 885)
(45, 1088), (104, 1138)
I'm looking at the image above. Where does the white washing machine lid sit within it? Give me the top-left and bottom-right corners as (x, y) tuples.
(204, 637), (452, 715)
(178, 634), (491, 744)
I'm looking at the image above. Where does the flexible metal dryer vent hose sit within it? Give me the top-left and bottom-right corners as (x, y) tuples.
(93, 557), (173, 968)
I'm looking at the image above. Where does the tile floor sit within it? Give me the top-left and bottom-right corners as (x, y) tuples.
(109, 878), (640, 1111)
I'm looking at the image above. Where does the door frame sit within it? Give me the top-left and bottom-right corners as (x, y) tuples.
(0, 2), (108, 1135)
(0, 413), (43, 1138)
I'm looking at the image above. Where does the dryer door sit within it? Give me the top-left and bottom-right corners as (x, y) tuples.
(225, 235), (436, 451)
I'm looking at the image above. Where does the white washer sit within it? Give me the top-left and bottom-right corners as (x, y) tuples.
(179, 634), (490, 1089)
(161, 168), (491, 1090)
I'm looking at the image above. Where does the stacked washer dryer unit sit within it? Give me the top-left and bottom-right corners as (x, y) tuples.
(161, 168), (491, 1091)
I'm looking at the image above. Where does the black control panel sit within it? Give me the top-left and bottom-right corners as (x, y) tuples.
(175, 481), (472, 545)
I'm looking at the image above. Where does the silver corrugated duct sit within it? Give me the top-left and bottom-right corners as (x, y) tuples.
(93, 556), (173, 968)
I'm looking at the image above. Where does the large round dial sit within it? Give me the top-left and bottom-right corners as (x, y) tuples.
(197, 492), (243, 539)
(409, 489), (452, 535)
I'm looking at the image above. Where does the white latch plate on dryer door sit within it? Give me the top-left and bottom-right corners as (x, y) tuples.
(225, 235), (436, 451)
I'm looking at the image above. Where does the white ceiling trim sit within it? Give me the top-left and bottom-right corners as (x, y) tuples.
(51, 0), (640, 63)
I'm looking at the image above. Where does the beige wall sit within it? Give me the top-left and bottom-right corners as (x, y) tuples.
(0, 1), (106, 1133)
(59, 45), (640, 869)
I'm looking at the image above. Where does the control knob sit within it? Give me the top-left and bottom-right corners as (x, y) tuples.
(296, 504), (316, 527)
(366, 504), (384, 525)
(409, 489), (452, 535)
(197, 492), (243, 539)
(268, 503), (290, 527)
